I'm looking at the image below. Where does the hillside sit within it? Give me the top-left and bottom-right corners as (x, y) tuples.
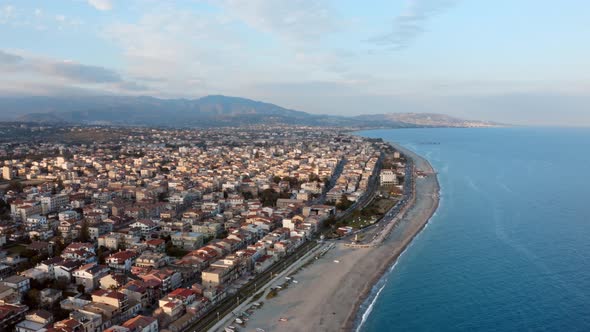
(353, 113), (498, 128)
(0, 95), (497, 128)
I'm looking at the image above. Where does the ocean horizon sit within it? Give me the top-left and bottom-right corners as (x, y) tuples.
(355, 127), (590, 332)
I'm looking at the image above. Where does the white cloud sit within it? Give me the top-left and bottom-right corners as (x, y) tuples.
(370, 0), (457, 50)
(96, 2), (368, 98)
(0, 49), (148, 94)
(220, 0), (337, 43)
(103, 6), (252, 96)
(0, 5), (82, 30)
(87, 0), (113, 11)
(0, 50), (24, 64)
(0, 5), (15, 23)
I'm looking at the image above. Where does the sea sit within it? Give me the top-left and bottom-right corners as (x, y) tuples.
(355, 127), (590, 332)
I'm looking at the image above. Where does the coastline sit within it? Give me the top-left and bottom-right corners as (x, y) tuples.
(230, 143), (440, 332)
(345, 142), (440, 331)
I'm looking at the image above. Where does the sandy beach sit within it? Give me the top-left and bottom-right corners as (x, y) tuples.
(235, 144), (440, 332)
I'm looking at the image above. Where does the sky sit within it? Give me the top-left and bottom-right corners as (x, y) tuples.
(1, 0), (590, 125)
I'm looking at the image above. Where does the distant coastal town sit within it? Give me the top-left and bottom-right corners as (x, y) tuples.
(0, 123), (438, 332)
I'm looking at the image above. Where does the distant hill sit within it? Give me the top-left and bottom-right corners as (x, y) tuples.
(0, 95), (497, 128)
(353, 113), (498, 128)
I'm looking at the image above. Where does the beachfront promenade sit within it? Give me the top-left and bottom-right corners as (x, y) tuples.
(209, 242), (335, 332)
(241, 144), (441, 332)
(345, 159), (415, 248)
(188, 156), (349, 332)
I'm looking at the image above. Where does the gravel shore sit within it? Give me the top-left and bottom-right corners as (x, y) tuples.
(238, 145), (440, 332)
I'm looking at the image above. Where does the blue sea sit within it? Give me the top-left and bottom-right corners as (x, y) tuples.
(356, 127), (590, 332)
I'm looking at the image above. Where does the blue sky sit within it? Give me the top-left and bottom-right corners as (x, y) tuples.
(1, 0), (590, 125)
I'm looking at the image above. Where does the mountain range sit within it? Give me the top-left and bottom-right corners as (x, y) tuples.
(0, 95), (497, 128)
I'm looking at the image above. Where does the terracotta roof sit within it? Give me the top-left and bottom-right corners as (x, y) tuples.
(107, 250), (137, 263)
(28, 309), (53, 320)
(145, 238), (165, 246)
(168, 288), (195, 299)
(122, 315), (156, 329)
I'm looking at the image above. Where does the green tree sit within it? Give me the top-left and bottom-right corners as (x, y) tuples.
(78, 220), (90, 242)
(336, 195), (354, 211)
(309, 173), (321, 182)
(0, 199), (10, 220)
(96, 246), (107, 265)
(23, 289), (41, 309)
(287, 177), (299, 188)
(165, 242), (188, 258)
(55, 179), (64, 192)
(6, 180), (23, 193)
(52, 277), (69, 291)
(53, 237), (66, 257)
(260, 188), (279, 207)
(323, 215), (337, 228)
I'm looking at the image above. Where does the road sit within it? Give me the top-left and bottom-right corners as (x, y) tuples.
(309, 157), (346, 206)
(183, 153), (381, 331)
(341, 154), (415, 245)
(208, 242), (334, 332)
(182, 157), (345, 332)
(182, 240), (319, 332)
(334, 152), (383, 221)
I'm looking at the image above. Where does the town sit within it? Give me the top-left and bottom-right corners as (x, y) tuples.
(0, 124), (407, 332)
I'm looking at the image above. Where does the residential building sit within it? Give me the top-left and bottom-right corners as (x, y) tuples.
(0, 304), (28, 331)
(105, 250), (138, 272)
(122, 315), (158, 332)
(73, 263), (110, 291)
(171, 232), (204, 250)
(1, 275), (31, 294)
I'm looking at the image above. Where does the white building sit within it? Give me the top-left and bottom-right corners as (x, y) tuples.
(1, 275), (31, 294)
(41, 194), (69, 214)
(171, 232), (204, 250)
(73, 263), (110, 291)
(2, 166), (12, 180)
(105, 250), (137, 272)
(25, 215), (48, 231)
(58, 210), (79, 221)
(379, 169), (398, 185)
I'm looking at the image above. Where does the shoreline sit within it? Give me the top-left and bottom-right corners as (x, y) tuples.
(344, 142), (440, 331)
(232, 143), (440, 332)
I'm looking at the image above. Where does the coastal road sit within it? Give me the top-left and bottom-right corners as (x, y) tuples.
(341, 153), (414, 245)
(183, 157), (344, 332)
(239, 145), (441, 332)
(332, 152), (383, 223)
(209, 242), (333, 332)
(182, 240), (319, 332)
